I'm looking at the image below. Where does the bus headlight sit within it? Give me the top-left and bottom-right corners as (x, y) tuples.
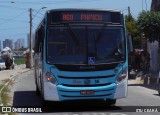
(116, 68), (128, 84)
(45, 72), (58, 85)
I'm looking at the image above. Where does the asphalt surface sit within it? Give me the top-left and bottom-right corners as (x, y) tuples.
(9, 70), (160, 115)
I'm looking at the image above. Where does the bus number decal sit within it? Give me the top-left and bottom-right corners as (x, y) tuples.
(63, 14), (74, 21)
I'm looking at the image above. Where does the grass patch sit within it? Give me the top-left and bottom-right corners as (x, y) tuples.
(0, 79), (15, 114)
(1, 79), (10, 84)
(1, 85), (11, 106)
(14, 57), (25, 65)
(0, 79), (16, 115)
(0, 78), (13, 106)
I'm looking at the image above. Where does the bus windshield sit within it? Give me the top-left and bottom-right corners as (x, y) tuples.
(47, 24), (126, 65)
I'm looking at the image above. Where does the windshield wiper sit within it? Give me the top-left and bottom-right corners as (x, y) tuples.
(95, 24), (106, 43)
(95, 23), (113, 43)
(64, 23), (80, 45)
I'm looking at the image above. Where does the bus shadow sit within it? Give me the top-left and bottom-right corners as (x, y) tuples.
(12, 91), (122, 112)
(12, 91), (42, 106)
(42, 100), (122, 112)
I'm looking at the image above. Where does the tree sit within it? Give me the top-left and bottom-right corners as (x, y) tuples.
(137, 11), (160, 41)
(125, 15), (141, 47)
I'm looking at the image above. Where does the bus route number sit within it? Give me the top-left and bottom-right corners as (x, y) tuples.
(63, 14), (74, 21)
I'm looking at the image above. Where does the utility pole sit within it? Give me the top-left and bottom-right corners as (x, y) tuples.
(142, 0), (144, 11)
(127, 6), (132, 21)
(28, 7), (46, 69)
(145, 0), (147, 11)
(29, 8), (32, 69)
(128, 6), (131, 16)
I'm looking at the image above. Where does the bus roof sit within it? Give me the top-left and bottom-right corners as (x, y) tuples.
(47, 8), (122, 14)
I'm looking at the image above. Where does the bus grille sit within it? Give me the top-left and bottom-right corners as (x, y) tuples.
(58, 74), (115, 79)
(61, 83), (112, 87)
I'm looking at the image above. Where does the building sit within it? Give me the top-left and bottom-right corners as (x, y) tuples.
(3, 39), (13, 49)
(151, 0), (160, 11)
(15, 38), (25, 50)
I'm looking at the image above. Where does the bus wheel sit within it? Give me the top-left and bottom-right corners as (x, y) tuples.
(35, 79), (40, 96)
(42, 100), (56, 108)
(36, 85), (41, 96)
(105, 99), (116, 105)
(42, 100), (50, 107)
(158, 79), (160, 95)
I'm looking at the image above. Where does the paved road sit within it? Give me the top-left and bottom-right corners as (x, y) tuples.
(10, 70), (160, 115)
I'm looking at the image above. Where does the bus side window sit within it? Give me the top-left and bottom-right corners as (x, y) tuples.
(41, 29), (44, 60)
(34, 33), (39, 53)
(37, 27), (44, 60)
(39, 43), (43, 60)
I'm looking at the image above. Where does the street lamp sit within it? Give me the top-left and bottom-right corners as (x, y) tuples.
(33, 7), (47, 18)
(29, 7), (47, 68)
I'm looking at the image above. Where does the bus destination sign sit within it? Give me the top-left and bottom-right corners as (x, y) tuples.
(63, 14), (103, 21)
(51, 11), (121, 23)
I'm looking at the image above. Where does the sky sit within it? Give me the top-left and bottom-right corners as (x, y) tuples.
(0, 0), (152, 48)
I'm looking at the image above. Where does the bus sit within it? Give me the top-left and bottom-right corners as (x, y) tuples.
(34, 9), (128, 106)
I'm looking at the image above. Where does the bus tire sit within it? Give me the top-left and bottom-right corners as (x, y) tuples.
(35, 75), (41, 96)
(158, 79), (160, 95)
(105, 99), (116, 105)
(42, 99), (50, 107)
(36, 84), (41, 96)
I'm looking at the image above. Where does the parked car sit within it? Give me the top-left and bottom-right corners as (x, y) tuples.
(0, 58), (5, 71)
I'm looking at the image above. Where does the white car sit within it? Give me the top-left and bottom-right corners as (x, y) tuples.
(0, 58), (5, 71)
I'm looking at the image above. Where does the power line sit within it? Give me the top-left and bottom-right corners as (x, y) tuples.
(0, 11), (28, 26)
(33, 11), (44, 16)
(32, 15), (43, 19)
(1, 0), (101, 5)
(0, 4), (28, 10)
(0, 17), (28, 23)
(0, 0), (16, 3)
(32, 9), (46, 20)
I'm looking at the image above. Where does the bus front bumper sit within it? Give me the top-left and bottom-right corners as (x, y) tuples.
(43, 78), (127, 101)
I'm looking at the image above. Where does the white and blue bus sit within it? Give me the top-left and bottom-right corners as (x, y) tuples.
(34, 9), (128, 106)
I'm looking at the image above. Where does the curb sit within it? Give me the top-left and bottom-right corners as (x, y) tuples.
(0, 69), (32, 106)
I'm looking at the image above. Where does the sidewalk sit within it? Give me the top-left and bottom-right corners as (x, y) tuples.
(129, 69), (158, 84)
(128, 69), (159, 91)
(0, 64), (31, 81)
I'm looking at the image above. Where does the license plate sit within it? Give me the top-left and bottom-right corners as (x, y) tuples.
(80, 90), (95, 95)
